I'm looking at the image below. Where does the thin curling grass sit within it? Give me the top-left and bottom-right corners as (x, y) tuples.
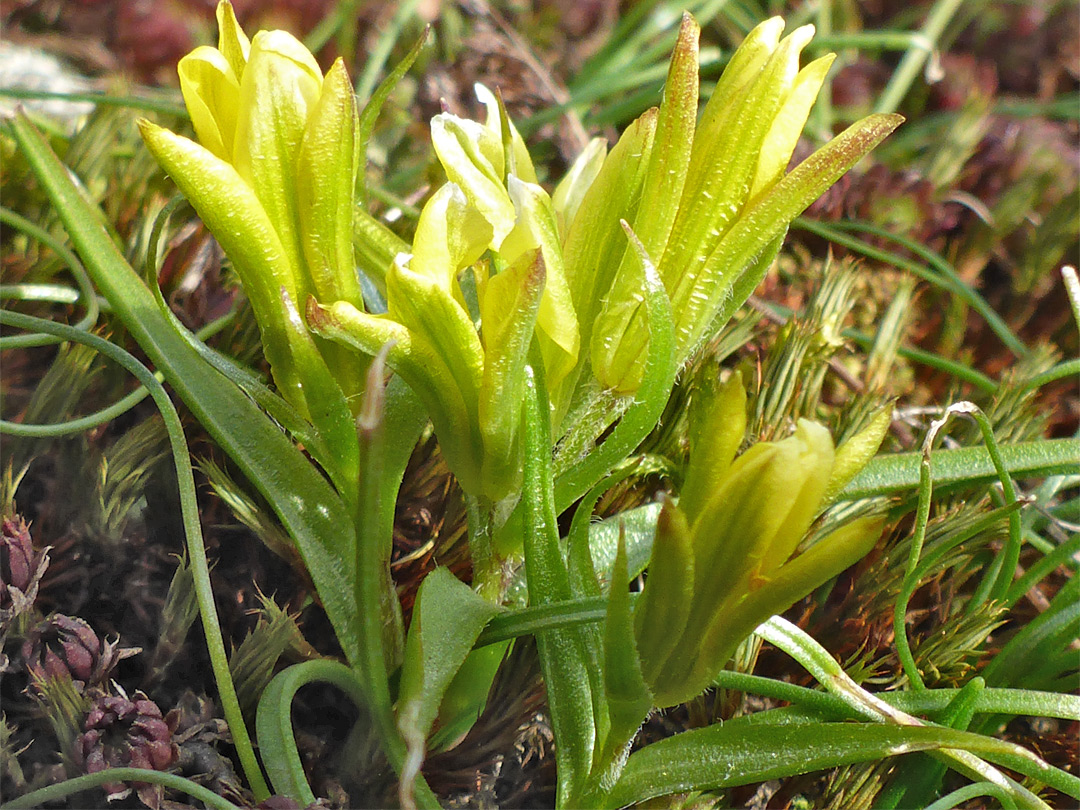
(1, 768), (241, 810)
(0, 309), (269, 801)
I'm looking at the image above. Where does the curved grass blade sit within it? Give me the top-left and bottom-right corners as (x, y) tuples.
(356, 25), (430, 204)
(608, 720), (1055, 809)
(0, 206), (99, 348)
(3, 768), (240, 810)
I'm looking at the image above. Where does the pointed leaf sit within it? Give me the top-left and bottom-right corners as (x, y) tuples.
(679, 369), (747, 520)
(215, 0), (250, 80)
(522, 367), (596, 805)
(12, 111), (365, 681)
(298, 59), (362, 308)
(603, 533), (653, 743)
(478, 249), (545, 497)
(634, 498), (695, 694)
(610, 720), (1059, 808)
(233, 29), (323, 292)
(397, 568), (502, 803)
(823, 405), (892, 505)
(564, 109), (656, 354)
(138, 120), (306, 410)
(679, 113), (903, 354)
(552, 137), (607, 236)
(356, 27), (429, 204)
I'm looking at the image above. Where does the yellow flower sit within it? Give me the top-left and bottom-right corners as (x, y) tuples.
(140, 0), (364, 495)
(633, 373), (886, 707)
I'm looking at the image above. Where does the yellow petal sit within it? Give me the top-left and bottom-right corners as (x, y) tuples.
(233, 29), (323, 296)
(410, 183), (492, 291)
(475, 83), (537, 185)
(215, 0), (250, 79)
(430, 113), (515, 248)
(552, 137), (607, 237)
(177, 46), (240, 162)
(748, 52), (835, 201)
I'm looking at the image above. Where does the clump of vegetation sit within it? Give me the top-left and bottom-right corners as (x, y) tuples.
(1, 1), (1076, 808)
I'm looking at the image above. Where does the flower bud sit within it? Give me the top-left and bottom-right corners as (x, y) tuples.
(22, 615), (134, 690)
(634, 420), (882, 707)
(142, 0), (364, 462)
(75, 690), (179, 804)
(1, 514), (48, 620)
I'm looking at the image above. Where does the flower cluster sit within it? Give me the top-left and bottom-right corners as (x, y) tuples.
(307, 14), (900, 501)
(140, 1), (365, 496)
(631, 373), (888, 707)
(142, 0), (899, 543)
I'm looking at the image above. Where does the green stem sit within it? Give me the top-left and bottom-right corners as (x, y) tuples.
(923, 782), (1018, 810)
(1022, 358), (1080, 392)
(0, 87), (187, 118)
(0, 311), (235, 438)
(967, 410), (1023, 604)
(2, 768), (241, 810)
(874, 0), (966, 114)
(465, 494), (501, 603)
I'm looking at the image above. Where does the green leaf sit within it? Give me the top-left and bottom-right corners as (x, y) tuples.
(601, 534), (653, 750)
(255, 658), (439, 809)
(552, 137), (606, 235)
(298, 59), (363, 309)
(582, 502), (661, 586)
(396, 568), (501, 805)
(137, 120), (306, 408)
(521, 364), (596, 806)
(257, 660), (365, 805)
(609, 721), (1063, 809)
(478, 249), (544, 494)
(278, 289), (360, 505)
(233, 29), (322, 289)
(588, 13), (697, 393)
(356, 27), (429, 205)
(554, 223), (677, 513)
(633, 499), (694, 690)
(822, 404), (892, 505)
(841, 438), (1080, 500)
(678, 112), (903, 356)
(679, 369), (746, 520)
(563, 110), (657, 363)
